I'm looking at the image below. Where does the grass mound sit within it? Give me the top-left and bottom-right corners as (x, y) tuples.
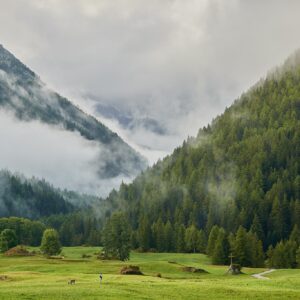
(182, 266), (208, 273)
(4, 246), (33, 257)
(120, 265), (143, 275)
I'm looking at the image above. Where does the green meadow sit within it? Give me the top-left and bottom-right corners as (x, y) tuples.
(0, 247), (299, 300)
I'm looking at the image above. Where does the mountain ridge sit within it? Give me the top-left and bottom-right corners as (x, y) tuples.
(0, 44), (147, 180)
(101, 50), (300, 253)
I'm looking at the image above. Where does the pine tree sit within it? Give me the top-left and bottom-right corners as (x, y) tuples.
(266, 245), (274, 268)
(185, 225), (199, 253)
(175, 223), (185, 252)
(102, 212), (131, 261)
(273, 241), (287, 268)
(206, 225), (219, 256)
(152, 218), (165, 252)
(234, 226), (248, 266)
(247, 232), (264, 267)
(285, 240), (298, 268)
(296, 247), (300, 267)
(250, 214), (264, 242)
(212, 228), (228, 265)
(270, 197), (285, 244)
(137, 216), (152, 251)
(164, 221), (174, 252)
(198, 229), (206, 253)
(289, 224), (300, 246)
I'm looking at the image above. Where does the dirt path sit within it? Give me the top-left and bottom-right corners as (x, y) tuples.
(252, 269), (276, 280)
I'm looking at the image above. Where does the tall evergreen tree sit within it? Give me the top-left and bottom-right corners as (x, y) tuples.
(247, 232), (265, 267)
(212, 228), (228, 265)
(185, 225), (200, 253)
(289, 225), (300, 246)
(206, 225), (219, 256)
(102, 212), (131, 261)
(296, 247), (300, 268)
(175, 223), (186, 253)
(164, 221), (174, 252)
(234, 226), (248, 266)
(250, 214), (264, 242)
(137, 216), (152, 251)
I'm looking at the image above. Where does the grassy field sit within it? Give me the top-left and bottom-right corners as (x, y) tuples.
(0, 247), (299, 299)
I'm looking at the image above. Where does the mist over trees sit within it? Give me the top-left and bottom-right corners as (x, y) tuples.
(0, 47), (299, 269)
(0, 170), (74, 218)
(98, 53), (300, 267)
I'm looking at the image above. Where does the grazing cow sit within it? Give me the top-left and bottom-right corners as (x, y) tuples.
(68, 279), (76, 285)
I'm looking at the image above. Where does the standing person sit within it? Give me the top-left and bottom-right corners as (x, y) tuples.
(99, 273), (103, 286)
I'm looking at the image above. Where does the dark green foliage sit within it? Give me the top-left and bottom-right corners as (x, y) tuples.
(175, 223), (186, 253)
(137, 216), (152, 251)
(0, 235), (8, 253)
(0, 229), (17, 252)
(43, 211), (102, 247)
(207, 226), (220, 256)
(98, 51), (300, 269)
(250, 214), (264, 242)
(247, 232), (265, 267)
(185, 225), (200, 253)
(267, 240), (298, 268)
(198, 230), (207, 253)
(40, 229), (61, 256)
(0, 217), (45, 246)
(289, 225), (300, 246)
(297, 247), (300, 267)
(212, 228), (228, 265)
(233, 226), (248, 266)
(102, 212), (131, 261)
(0, 171), (74, 219)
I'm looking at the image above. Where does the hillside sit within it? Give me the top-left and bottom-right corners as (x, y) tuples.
(103, 51), (300, 254)
(0, 44), (146, 179)
(0, 170), (101, 219)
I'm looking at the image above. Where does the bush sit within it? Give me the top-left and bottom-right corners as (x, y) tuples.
(0, 229), (17, 252)
(40, 229), (61, 256)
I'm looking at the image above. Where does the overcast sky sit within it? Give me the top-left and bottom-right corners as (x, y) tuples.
(0, 0), (300, 164)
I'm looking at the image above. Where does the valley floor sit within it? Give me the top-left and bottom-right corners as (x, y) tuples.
(0, 247), (299, 300)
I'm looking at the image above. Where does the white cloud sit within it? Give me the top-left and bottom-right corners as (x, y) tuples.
(0, 111), (131, 196)
(0, 0), (299, 163)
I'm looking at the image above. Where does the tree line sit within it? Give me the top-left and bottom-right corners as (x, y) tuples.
(98, 54), (300, 267)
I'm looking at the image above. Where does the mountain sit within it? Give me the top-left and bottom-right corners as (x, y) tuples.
(93, 101), (167, 136)
(102, 50), (300, 254)
(0, 170), (74, 218)
(0, 44), (147, 180)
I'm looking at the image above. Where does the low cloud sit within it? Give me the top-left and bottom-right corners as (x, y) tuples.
(0, 0), (299, 164)
(0, 110), (132, 196)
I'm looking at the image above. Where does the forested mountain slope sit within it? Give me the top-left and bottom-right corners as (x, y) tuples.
(0, 44), (146, 179)
(104, 51), (300, 253)
(0, 170), (78, 218)
(0, 169), (103, 220)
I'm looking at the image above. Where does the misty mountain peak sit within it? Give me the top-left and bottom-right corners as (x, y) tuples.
(0, 45), (147, 194)
(0, 44), (36, 84)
